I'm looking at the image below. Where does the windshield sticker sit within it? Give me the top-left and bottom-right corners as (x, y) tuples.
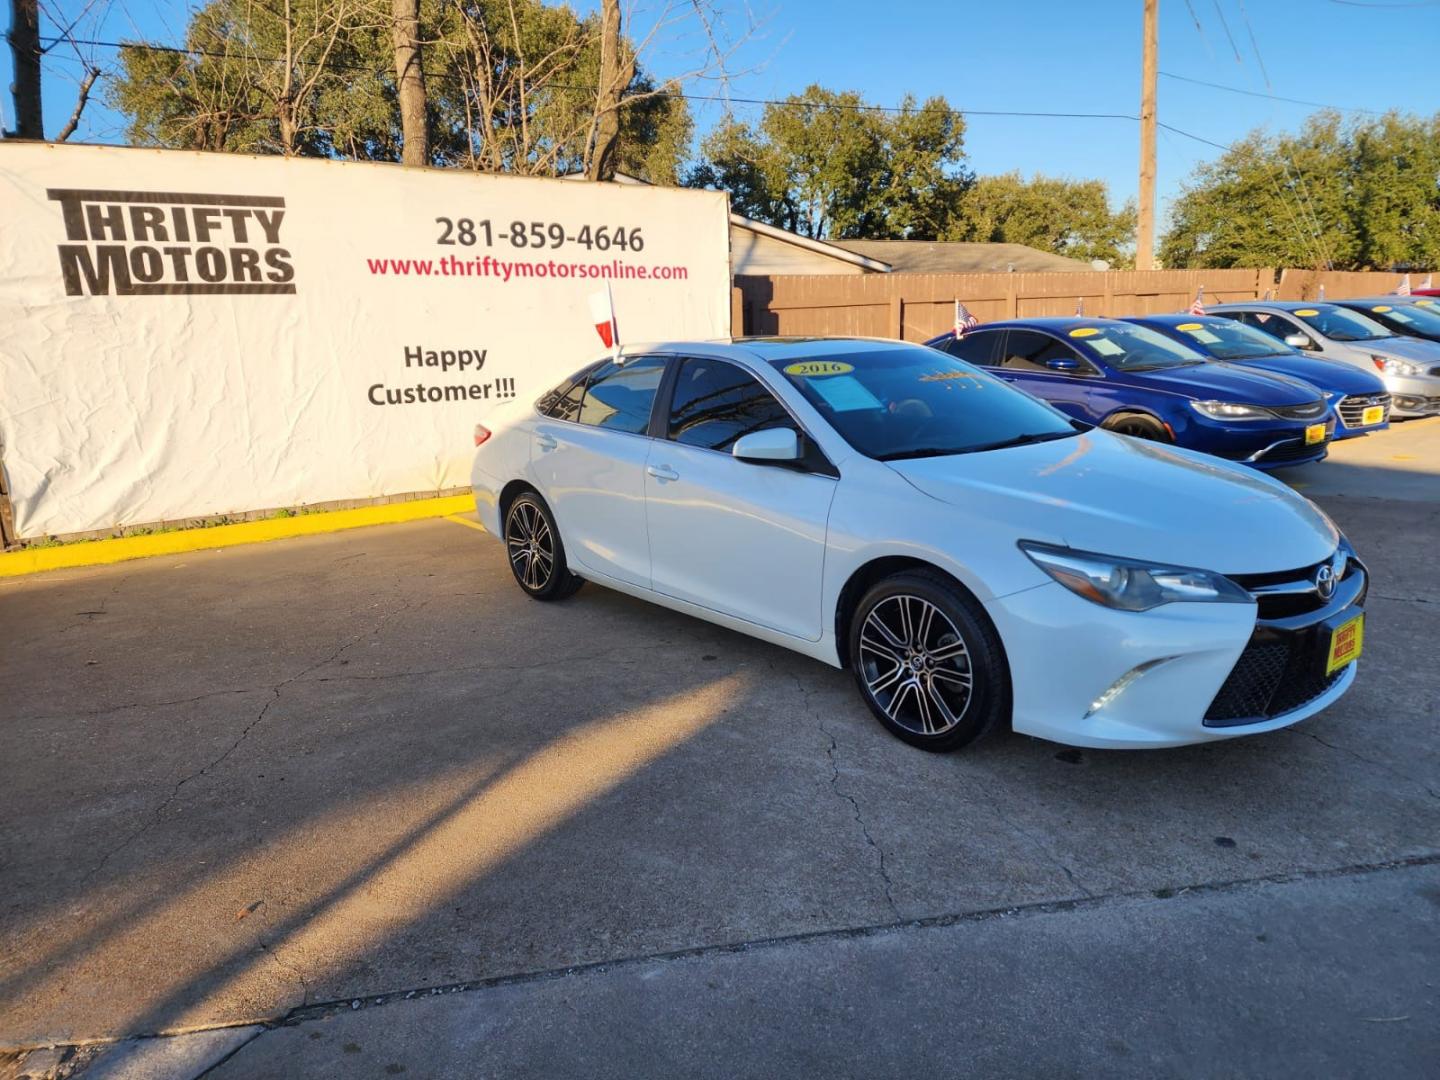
(919, 369), (978, 383)
(783, 360), (853, 377)
(1295, 309), (1320, 316)
(1371, 305), (1393, 313)
(1182, 326), (1222, 344)
(1176, 322), (1203, 331)
(1086, 337), (1125, 356)
(1417, 299), (1435, 306)
(1068, 327), (1100, 338)
(806, 374), (882, 412)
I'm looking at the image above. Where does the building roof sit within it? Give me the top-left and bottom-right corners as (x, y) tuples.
(830, 240), (1094, 274)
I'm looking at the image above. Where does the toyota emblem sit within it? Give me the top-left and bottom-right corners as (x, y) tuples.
(1315, 564), (1336, 600)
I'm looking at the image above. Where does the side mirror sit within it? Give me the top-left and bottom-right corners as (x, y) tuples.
(1044, 357), (1081, 372)
(1283, 333), (1313, 350)
(732, 427), (800, 463)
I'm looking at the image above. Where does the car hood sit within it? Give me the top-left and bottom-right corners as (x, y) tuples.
(1131, 362), (1319, 404)
(1229, 355), (1387, 395)
(888, 431), (1338, 575)
(1364, 336), (1440, 364)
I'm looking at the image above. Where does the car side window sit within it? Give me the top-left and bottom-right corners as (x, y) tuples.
(575, 357), (666, 435)
(537, 370), (588, 421)
(942, 331), (1001, 366)
(1234, 311), (1295, 342)
(1001, 330), (1095, 374)
(667, 357), (792, 452)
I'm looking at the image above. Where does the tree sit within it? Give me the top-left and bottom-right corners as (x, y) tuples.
(391, 0), (427, 166)
(1160, 110), (1440, 270)
(945, 173), (1136, 266)
(690, 85), (969, 240)
(107, 0), (712, 181)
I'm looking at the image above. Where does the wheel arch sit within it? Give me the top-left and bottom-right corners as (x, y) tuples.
(834, 556), (1002, 671)
(498, 479), (541, 526)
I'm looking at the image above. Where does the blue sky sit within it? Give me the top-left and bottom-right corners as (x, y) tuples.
(7, 0), (1439, 226)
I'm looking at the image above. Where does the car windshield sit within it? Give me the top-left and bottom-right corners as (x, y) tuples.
(1358, 301), (1440, 335)
(1290, 304), (1393, 342)
(1164, 318), (1289, 360)
(770, 347), (1078, 461)
(1065, 323), (1207, 371)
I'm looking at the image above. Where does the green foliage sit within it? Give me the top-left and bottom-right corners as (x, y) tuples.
(1161, 111), (1440, 271)
(690, 85), (970, 240)
(106, 0), (692, 179)
(944, 172), (1136, 266)
(689, 85), (1132, 262)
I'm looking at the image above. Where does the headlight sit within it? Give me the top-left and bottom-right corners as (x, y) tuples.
(1018, 542), (1253, 611)
(1371, 355), (1423, 376)
(1189, 400), (1274, 421)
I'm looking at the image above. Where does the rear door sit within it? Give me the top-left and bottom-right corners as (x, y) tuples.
(530, 356), (667, 588)
(644, 356), (837, 641)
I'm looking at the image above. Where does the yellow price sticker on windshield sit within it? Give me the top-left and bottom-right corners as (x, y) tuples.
(1295, 309), (1319, 316)
(783, 361), (853, 377)
(1176, 322), (1204, 331)
(1068, 327), (1101, 338)
(1416, 298), (1435, 306)
(1371, 305), (1393, 313)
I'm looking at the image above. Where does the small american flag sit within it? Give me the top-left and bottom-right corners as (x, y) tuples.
(953, 299), (979, 337)
(1396, 274), (1412, 296)
(1189, 286), (1206, 316)
(1075, 297), (1085, 317)
(1318, 283), (1326, 300)
(1424, 273), (1435, 289)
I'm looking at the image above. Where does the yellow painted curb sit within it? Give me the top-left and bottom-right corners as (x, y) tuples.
(0, 495), (477, 578)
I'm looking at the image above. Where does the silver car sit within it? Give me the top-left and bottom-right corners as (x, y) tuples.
(1209, 301), (1440, 418)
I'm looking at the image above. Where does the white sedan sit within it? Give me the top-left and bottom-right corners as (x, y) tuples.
(470, 338), (1366, 751)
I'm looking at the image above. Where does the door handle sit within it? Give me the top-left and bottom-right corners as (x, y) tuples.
(647, 464), (679, 483)
(536, 433), (558, 452)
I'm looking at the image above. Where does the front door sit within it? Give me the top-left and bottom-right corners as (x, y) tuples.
(644, 357), (837, 641)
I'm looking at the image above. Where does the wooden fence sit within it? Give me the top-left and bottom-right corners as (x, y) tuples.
(731, 267), (1429, 338)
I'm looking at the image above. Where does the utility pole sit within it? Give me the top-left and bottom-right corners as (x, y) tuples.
(7, 0), (43, 139)
(1136, 0), (1158, 270)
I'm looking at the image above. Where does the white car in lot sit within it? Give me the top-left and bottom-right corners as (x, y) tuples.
(470, 339), (1366, 751)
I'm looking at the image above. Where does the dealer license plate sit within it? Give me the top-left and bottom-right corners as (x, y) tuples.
(1305, 423), (1326, 445)
(1326, 614), (1364, 676)
(1361, 405), (1384, 426)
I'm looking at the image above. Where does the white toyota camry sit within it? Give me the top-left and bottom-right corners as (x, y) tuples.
(470, 338), (1366, 751)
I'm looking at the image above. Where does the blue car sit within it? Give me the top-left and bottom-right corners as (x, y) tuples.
(925, 317), (1335, 469)
(1125, 313), (1390, 440)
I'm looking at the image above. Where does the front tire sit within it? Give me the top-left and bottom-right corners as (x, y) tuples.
(848, 571), (1009, 752)
(504, 492), (583, 601)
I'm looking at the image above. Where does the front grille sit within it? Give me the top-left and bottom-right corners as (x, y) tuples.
(1337, 393), (1391, 428)
(1205, 550), (1367, 727)
(1257, 435), (1330, 465)
(1268, 400), (1328, 420)
(1204, 635), (1344, 725)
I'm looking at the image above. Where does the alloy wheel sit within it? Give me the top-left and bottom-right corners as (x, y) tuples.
(858, 594), (974, 736)
(505, 500), (555, 591)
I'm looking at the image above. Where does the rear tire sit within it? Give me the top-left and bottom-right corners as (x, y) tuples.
(503, 492), (584, 602)
(847, 570), (1009, 752)
(1102, 412), (1170, 441)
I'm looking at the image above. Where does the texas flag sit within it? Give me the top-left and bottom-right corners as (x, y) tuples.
(589, 284), (620, 349)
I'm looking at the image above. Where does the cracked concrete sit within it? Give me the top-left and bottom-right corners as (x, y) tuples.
(0, 455), (1437, 1072)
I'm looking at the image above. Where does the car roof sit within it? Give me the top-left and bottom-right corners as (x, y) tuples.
(972, 316), (1134, 333)
(1331, 296), (1430, 305)
(605, 336), (936, 365)
(1123, 313), (1230, 326)
(1207, 301), (1338, 312)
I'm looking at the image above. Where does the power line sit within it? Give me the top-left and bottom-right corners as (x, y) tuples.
(38, 33), (1143, 122)
(1159, 70), (1382, 115)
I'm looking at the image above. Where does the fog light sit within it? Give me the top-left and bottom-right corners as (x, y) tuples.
(1084, 658), (1174, 719)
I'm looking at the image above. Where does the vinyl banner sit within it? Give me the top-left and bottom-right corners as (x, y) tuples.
(0, 143), (732, 538)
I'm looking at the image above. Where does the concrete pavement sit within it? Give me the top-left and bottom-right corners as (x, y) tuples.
(1, 420), (1436, 1077)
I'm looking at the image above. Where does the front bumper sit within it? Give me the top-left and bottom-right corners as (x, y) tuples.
(1178, 413), (1335, 470)
(1380, 373), (1440, 417)
(986, 557), (1365, 749)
